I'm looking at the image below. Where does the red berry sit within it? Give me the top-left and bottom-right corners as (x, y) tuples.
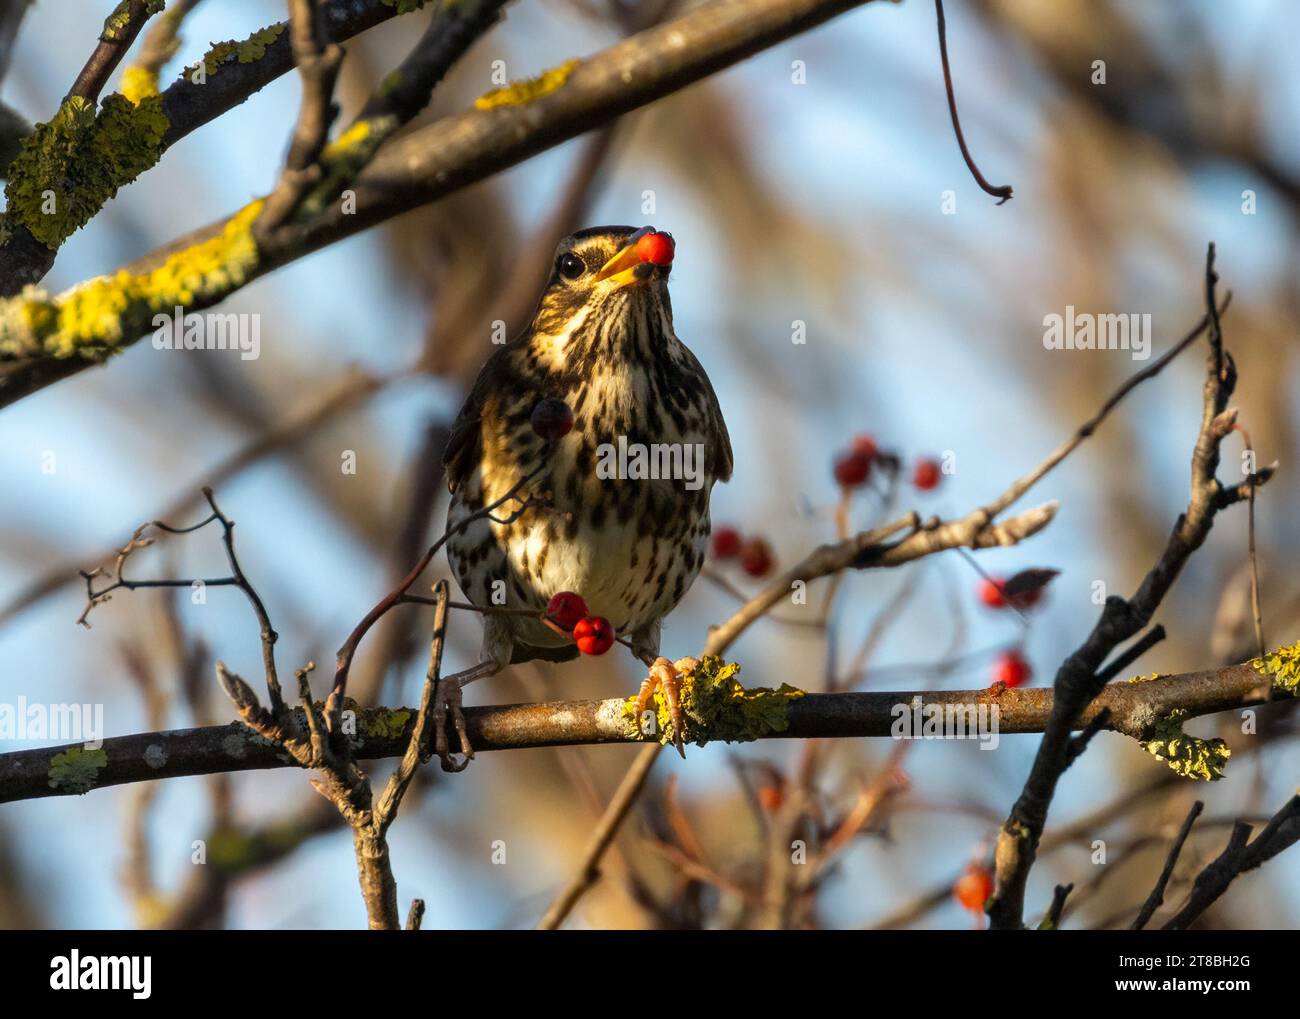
(711, 525), (742, 559)
(574, 616), (616, 655)
(851, 434), (879, 460)
(992, 650), (1031, 689)
(979, 577), (1007, 609)
(833, 449), (872, 488)
(740, 538), (774, 578)
(545, 591), (589, 631)
(953, 866), (994, 912)
(634, 231), (674, 266)
(758, 785), (783, 812)
(913, 457), (942, 491)
(530, 398), (574, 441)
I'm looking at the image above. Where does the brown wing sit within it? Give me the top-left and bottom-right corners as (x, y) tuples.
(681, 344), (733, 483)
(443, 344), (511, 494)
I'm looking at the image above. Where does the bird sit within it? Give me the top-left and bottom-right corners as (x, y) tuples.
(436, 225), (733, 770)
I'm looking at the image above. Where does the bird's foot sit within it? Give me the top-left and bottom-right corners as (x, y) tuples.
(635, 656), (699, 759)
(431, 661), (497, 772)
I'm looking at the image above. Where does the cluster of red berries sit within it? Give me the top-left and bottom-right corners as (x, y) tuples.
(710, 526), (774, 577)
(832, 434), (943, 493)
(544, 592), (615, 655)
(953, 864), (994, 914)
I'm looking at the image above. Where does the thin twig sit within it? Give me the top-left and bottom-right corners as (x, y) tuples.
(1131, 800), (1204, 929)
(933, 0), (1012, 204)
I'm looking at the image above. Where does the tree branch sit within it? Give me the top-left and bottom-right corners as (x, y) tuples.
(0, 0), (885, 407)
(68, 1), (161, 105)
(986, 244), (1277, 929)
(3, 654), (1282, 805)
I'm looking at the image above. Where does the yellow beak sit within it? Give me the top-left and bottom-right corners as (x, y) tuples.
(593, 227), (655, 287)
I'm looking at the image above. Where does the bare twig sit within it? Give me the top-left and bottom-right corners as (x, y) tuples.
(1162, 795), (1300, 930)
(933, 0), (1012, 204)
(1131, 800), (1204, 929)
(255, 0), (344, 236)
(1039, 883), (1073, 929)
(373, 583), (449, 839)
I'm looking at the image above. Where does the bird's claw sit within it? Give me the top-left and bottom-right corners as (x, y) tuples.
(636, 656), (698, 758)
(433, 674), (474, 773)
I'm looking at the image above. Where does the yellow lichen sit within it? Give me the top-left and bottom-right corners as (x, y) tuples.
(102, 0), (163, 41)
(0, 201), (263, 361)
(474, 58), (580, 111)
(121, 65), (160, 105)
(1251, 642), (1300, 696)
(622, 656), (804, 748)
(190, 23), (286, 79)
(301, 116), (397, 217)
(321, 118), (377, 162)
(1141, 710), (1231, 781)
(4, 92), (169, 248)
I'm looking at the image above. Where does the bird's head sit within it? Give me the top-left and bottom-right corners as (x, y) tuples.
(529, 225), (677, 361)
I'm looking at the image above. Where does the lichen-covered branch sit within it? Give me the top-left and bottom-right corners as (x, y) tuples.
(292, 0), (511, 220)
(0, 0), (884, 408)
(0, 0), (421, 294)
(69, 1), (164, 105)
(1, 650), (1292, 806)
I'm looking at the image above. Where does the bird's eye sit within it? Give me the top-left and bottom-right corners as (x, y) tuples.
(557, 253), (586, 280)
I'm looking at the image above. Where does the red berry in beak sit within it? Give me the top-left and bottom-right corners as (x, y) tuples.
(531, 398), (574, 441)
(574, 616), (616, 655)
(545, 591), (589, 631)
(634, 231), (674, 266)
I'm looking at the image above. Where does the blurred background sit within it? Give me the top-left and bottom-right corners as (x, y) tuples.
(0, 0), (1297, 929)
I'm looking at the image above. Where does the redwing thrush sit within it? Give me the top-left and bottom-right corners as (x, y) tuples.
(438, 226), (732, 769)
